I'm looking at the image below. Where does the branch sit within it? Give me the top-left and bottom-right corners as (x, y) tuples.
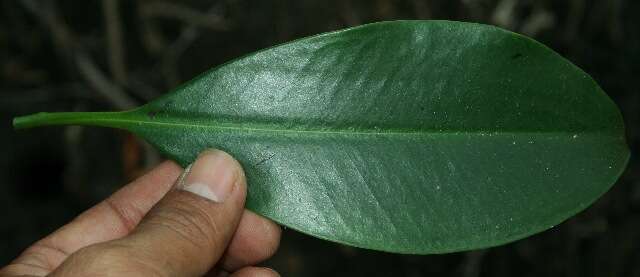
(102, 0), (128, 85)
(18, 0), (137, 110)
(140, 1), (230, 31)
(76, 52), (137, 109)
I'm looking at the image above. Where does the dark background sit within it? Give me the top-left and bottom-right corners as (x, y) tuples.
(1, 0), (638, 276)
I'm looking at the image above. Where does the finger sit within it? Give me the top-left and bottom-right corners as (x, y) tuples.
(220, 210), (281, 271)
(53, 149), (248, 277)
(122, 149), (246, 276)
(230, 267), (280, 277)
(0, 161), (182, 276)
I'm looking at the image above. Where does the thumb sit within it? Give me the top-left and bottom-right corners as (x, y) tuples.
(119, 149), (246, 276)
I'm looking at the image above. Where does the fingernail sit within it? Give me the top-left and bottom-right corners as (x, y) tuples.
(179, 149), (238, 203)
(175, 163), (193, 188)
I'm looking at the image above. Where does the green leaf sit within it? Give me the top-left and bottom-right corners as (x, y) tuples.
(13, 21), (629, 254)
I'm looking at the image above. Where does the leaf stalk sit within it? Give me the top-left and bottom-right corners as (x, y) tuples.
(13, 111), (128, 130)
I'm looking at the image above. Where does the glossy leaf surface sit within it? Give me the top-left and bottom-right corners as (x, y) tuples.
(14, 21), (629, 254)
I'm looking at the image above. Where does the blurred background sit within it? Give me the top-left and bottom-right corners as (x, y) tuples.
(1, 0), (638, 276)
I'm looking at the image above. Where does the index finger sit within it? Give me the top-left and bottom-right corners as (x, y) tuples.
(5, 161), (183, 274)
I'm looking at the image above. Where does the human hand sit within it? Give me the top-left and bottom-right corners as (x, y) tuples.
(1, 149), (281, 277)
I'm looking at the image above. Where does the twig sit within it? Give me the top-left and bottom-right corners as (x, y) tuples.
(151, 2), (228, 88)
(76, 52), (137, 109)
(608, 0), (624, 44)
(140, 1), (230, 31)
(19, 0), (74, 59)
(18, 0), (137, 110)
(102, 0), (128, 85)
(0, 83), (89, 105)
(491, 0), (518, 29)
(339, 1), (362, 27)
(160, 25), (200, 87)
(411, 0), (432, 19)
(138, 3), (168, 55)
(564, 0), (585, 44)
(463, 0), (489, 22)
(520, 7), (555, 37)
(126, 77), (162, 101)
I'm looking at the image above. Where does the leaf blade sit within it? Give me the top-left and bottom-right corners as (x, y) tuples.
(13, 20), (630, 254)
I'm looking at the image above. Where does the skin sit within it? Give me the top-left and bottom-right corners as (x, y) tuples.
(0, 150), (281, 277)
